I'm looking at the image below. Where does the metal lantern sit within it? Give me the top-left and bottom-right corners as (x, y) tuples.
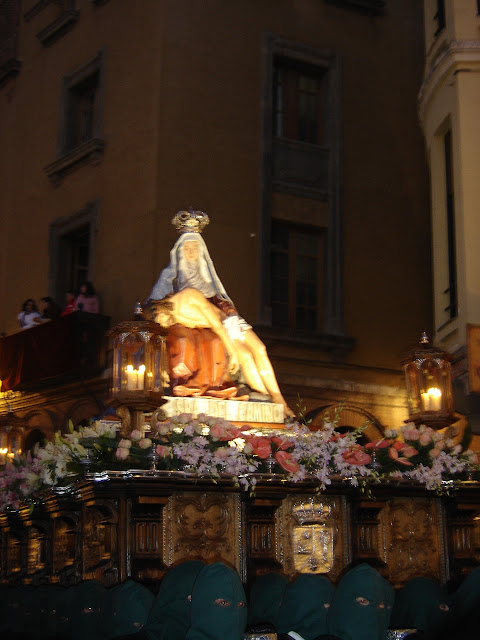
(108, 315), (167, 411)
(402, 332), (455, 429)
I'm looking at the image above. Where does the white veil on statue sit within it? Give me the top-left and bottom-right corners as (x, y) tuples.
(148, 232), (234, 304)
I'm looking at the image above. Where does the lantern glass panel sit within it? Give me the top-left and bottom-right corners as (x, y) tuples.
(120, 332), (146, 391)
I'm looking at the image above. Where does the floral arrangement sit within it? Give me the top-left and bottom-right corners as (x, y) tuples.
(0, 413), (478, 513)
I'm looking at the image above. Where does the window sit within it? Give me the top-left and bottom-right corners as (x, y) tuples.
(49, 200), (98, 302)
(443, 130), (457, 321)
(64, 224), (91, 293)
(65, 71), (99, 151)
(45, 51), (105, 185)
(260, 37), (350, 353)
(434, 0), (446, 36)
(0, 0), (21, 85)
(271, 221), (323, 332)
(273, 57), (326, 145)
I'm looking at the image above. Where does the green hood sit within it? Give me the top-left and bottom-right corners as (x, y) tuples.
(328, 564), (394, 640)
(276, 574), (335, 639)
(144, 560), (204, 640)
(101, 579), (154, 638)
(390, 576), (453, 634)
(39, 585), (70, 637)
(70, 579), (107, 640)
(185, 562), (247, 640)
(248, 572), (288, 627)
(454, 566), (480, 619)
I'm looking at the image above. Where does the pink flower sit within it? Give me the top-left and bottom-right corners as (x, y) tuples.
(118, 439), (132, 449)
(156, 421), (172, 435)
(271, 436), (295, 451)
(130, 429), (143, 441)
(388, 447), (399, 460)
(275, 450), (300, 473)
(397, 458), (414, 466)
(419, 433), (432, 446)
(403, 427), (420, 441)
(214, 447), (229, 460)
(402, 445), (418, 458)
(429, 448), (442, 459)
(156, 445), (171, 458)
(248, 437), (272, 459)
(365, 439), (391, 449)
(210, 424), (242, 441)
(115, 447), (130, 460)
(138, 438), (152, 449)
(343, 448), (372, 466)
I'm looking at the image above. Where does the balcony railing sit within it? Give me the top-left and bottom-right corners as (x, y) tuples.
(0, 312), (110, 392)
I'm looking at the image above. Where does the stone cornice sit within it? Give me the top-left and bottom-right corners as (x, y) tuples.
(418, 40), (480, 124)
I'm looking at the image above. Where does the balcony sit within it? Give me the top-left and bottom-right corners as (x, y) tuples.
(0, 312), (110, 392)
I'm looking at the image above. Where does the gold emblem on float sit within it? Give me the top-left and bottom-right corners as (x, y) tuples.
(292, 498), (334, 574)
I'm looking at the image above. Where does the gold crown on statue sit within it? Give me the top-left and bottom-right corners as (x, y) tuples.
(172, 209), (210, 234)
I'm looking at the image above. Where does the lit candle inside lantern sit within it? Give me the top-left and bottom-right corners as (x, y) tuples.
(126, 365), (136, 390)
(126, 364), (145, 390)
(421, 387), (442, 411)
(137, 364), (145, 390)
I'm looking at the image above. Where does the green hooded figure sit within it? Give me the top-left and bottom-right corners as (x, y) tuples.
(248, 572), (289, 629)
(328, 564), (394, 640)
(276, 574), (335, 639)
(70, 579), (107, 640)
(101, 579), (154, 638)
(144, 560), (204, 640)
(185, 562), (248, 640)
(390, 576), (452, 636)
(39, 584), (70, 639)
(453, 566), (480, 619)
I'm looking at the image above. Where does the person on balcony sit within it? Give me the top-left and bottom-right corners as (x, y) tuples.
(75, 281), (100, 313)
(60, 290), (76, 316)
(17, 298), (41, 329)
(34, 296), (61, 324)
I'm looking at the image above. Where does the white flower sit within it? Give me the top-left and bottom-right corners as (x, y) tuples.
(384, 429), (398, 438)
(138, 438), (152, 449)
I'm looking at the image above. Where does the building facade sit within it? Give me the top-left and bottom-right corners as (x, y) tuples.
(0, 0), (432, 449)
(419, 0), (480, 433)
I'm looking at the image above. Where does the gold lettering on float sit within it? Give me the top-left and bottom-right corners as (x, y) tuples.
(162, 396), (284, 424)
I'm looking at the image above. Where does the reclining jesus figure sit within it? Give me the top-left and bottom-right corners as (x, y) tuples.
(147, 210), (294, 418)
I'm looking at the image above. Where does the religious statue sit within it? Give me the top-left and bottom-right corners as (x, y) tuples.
(147, 210), (294, 417)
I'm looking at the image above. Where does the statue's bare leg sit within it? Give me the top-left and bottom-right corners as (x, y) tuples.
(240, 330), (295, 417)
(234, 341), (270, 396)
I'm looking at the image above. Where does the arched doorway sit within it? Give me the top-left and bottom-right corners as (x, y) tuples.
(306, 403), (385, 444)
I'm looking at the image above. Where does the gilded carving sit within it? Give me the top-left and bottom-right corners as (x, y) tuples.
(53, 517), (76, 572)
(385, 497), (446, 587)
(27, 527), (46, 574)
(7, 534), (22, 575)
(165, 492), (243, 576)
(277, 495), (349, 580)
(82, 500), (118, 582)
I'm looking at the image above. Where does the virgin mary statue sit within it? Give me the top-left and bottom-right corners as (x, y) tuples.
(147, 210), (294, 417)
